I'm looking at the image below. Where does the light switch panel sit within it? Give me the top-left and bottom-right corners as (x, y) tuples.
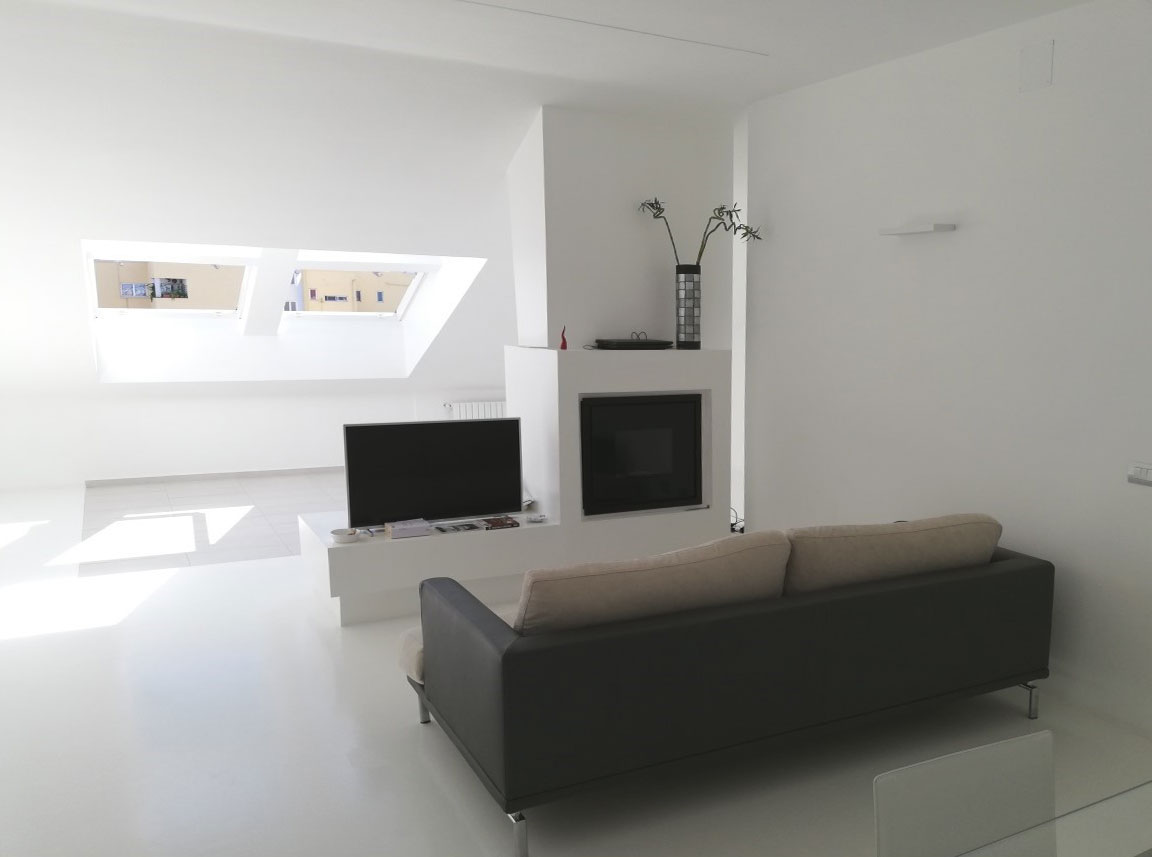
(1128, 463), (1152, 487)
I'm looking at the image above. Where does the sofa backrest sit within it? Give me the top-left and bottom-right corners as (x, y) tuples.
(512, 530), (790, 635)
(498, 548), (1053, 806)
(784, 513), (1002, 594)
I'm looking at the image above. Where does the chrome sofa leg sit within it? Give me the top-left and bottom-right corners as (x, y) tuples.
(417, 698), (430, 725)
(1021, 683), (1039, 720)
(509, 812), (528, 857)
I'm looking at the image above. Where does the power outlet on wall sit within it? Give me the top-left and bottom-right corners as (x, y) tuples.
(1127, 463), (1152, 487)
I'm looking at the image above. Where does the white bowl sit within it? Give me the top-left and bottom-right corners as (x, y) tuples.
(330, 528), (359, 544)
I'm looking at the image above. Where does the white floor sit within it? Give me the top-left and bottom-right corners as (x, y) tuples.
(3, 486), (1152, 857)
(76, 470), (347, 574)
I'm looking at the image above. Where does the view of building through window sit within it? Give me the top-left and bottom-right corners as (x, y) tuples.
(93, 260), (245, 310)
(291, 270), (418, 314)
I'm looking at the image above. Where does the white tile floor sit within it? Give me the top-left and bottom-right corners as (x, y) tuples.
(3, 485), (1152, 856)
(77, 470), (347, 575)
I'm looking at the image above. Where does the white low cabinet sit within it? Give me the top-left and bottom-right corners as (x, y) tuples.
(301, 511), (561, 625)
(302, 503), (730, 625)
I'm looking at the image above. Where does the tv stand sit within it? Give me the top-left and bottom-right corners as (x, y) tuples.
(301, 502), (725, 625)
(300, 511), (561, 624)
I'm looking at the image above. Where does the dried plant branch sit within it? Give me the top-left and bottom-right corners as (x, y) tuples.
(638, 198), (681, 266)
(641, 198), (761, 268)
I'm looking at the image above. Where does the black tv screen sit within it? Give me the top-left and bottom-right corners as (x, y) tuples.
(344, 418), (522, 527)
(580, 394), (702, 516)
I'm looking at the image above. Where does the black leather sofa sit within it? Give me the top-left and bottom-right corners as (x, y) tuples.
(410, 546), (1053, 852)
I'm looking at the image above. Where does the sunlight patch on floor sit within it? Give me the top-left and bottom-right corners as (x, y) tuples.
(0, 520), (47, 553)
(182, 504), (255, 545)
(0, 568), (176, 641)
(50, 517), (196, 564)
(49, 505), (258, 565)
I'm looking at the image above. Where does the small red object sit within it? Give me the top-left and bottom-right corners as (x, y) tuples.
(560, 326), (568, 350)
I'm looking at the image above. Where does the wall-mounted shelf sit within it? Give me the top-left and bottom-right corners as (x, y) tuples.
(879, 223), (957, 236)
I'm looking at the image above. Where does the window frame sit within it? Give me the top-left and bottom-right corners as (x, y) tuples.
(83, 241), (259, 321)
(289, 265), (427, 320)
(82, 243), (441, 326)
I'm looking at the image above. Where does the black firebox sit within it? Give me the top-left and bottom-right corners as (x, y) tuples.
(579, 394), (703, 516)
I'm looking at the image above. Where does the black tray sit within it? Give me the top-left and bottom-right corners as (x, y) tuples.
(594, 338), (674, 350)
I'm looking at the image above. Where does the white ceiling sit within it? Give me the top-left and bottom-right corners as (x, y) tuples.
(39, 0), (1089, 104)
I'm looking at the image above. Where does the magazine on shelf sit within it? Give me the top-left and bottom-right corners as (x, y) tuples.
(480, 515), (520, 530)
(433, 522), (483, 534)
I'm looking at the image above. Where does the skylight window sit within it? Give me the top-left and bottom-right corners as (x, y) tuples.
(82, 240), (485, 383)
(290, 269), (419, 316)
(93, 260), (246, 313)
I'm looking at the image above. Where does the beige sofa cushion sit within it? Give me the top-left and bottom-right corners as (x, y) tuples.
(400, 604), (518, 684)
(512, 530), (790, 636)
(783, 513), (1002, 595)
(398, 626), (426, 684)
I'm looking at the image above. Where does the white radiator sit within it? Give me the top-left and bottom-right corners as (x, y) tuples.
(444, 400), (507, 420)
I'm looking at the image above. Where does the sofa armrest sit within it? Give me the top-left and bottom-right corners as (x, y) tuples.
(992, 545), (1041, 564)
(419, 577), (519, 799)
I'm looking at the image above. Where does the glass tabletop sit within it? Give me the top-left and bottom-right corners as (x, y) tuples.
(955, 779), (1152, 857)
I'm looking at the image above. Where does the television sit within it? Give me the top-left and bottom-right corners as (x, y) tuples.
(580, 394), (703, 516)
(344, 418), (522, 528)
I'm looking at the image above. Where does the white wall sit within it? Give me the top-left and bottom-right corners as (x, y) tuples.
(506, 109), (550, 348)
(94, 313), (411, 383)
(0, 1), (732, 487)
(0, 1), (530, 484)
(540, 107), (735, 350)
(744, 0), (1152, 723)
(730, 113), (750, 522)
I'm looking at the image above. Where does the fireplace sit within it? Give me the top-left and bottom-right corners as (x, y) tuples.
(579, 394), (703, 516)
